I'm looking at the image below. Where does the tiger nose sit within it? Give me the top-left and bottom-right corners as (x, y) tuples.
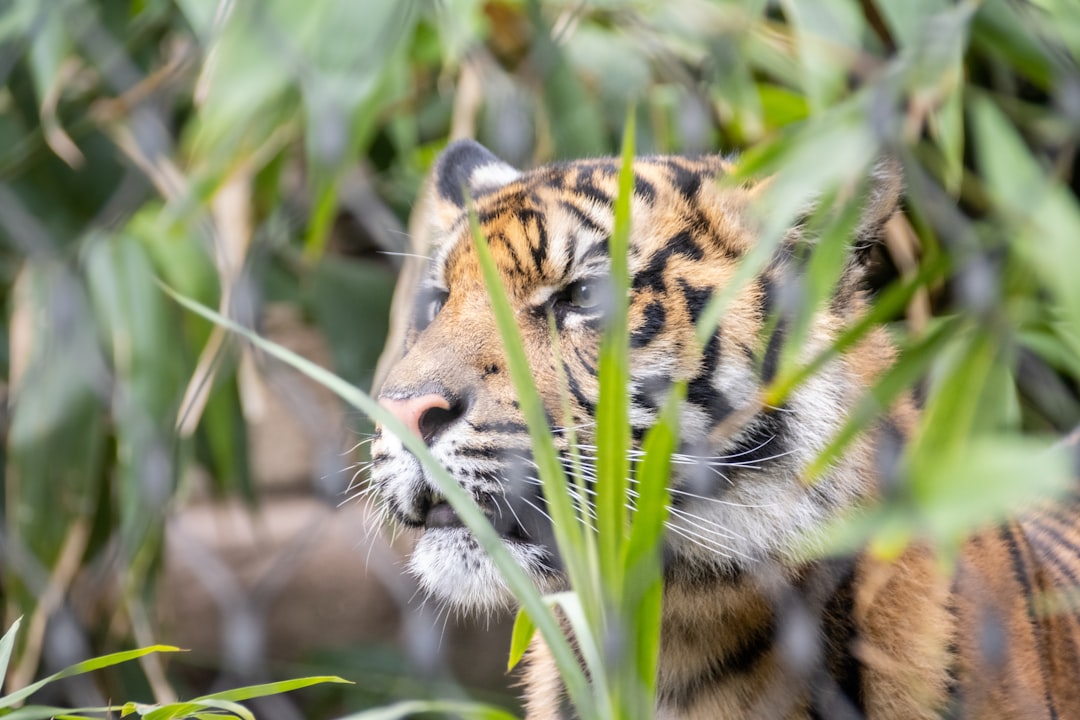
(379, 393), (463, 445)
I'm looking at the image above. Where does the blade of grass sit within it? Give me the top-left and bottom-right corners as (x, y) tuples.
(467, 210), (603, 717)
(622, 383), (682, 718)
(595, 113), (635, 596)
(163, 285), (593, 717)
(766, 253), (949, 407)
(803, 315), (959, 483)
(0, 646), (182, 711)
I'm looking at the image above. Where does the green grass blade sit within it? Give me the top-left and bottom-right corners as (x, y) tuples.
(803, 316), (959, 483)
(0, 707), (120, 720)
(0, 646), (182, 711)
(595, 113), (635, 594)
(163, 284), (592, 716)
(766, 254), (950, 407)
(622, 383), (683, 716)
(467, 212), (601, 716)
(192, 676), (351, 704)
(142, 697), (255, 720)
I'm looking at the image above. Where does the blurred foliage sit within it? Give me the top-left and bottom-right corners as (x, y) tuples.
(0, 0), (1079, 717)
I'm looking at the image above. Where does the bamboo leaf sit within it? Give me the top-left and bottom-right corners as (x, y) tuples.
(507, 610), (537, 672)
(0, 617), (22, 686)
(0, 646), (182, 710)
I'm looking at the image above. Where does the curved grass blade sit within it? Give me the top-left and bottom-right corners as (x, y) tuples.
(162, 285), (592, 718)
(468, 211), (603, 717)
(0, 646), (182, 711)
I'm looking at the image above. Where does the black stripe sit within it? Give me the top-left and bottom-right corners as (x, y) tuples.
(1000, 523), (1060, 720)
(630, 300), (666, 348)
(573, 345), (597, 375)
(661, 615), (776, 712)
(457, 445), (498, 459)
(469, 421), (528, 434)
(563, 359), (596, 416)
(686, 332), (734, 424)
(573, 171), (613, 207)
(678, 278), (712, 326)
(634, 175), (657, 204)
(489, 231), (527, 276)
(1027, 514), (1080, 572)
(517, 208), (549, 273)
(560, 200), (606, 237)
(663, 159), (704, 202)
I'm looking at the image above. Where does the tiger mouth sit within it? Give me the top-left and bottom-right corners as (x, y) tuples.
(420, 497), (536, 545)
(424, 501), (465, 529)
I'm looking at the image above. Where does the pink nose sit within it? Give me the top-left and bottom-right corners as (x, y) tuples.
(379, 393), (456, 444)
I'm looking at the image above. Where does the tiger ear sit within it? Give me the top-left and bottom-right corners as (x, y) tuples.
(430, 140), (521, 222)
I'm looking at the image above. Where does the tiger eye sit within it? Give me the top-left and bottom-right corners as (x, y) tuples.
(568, 280), (599, 309)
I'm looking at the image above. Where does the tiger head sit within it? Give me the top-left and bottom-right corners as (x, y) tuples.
(371, 140), (907, 614)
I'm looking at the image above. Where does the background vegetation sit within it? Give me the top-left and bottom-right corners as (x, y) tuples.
(1, 0), (1079, 718)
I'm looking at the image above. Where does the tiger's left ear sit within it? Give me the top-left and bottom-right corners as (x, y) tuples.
(429, 140), (521, 228)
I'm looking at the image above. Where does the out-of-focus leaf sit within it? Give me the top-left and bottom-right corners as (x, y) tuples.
(972, 94), (1080, 341)
(623, 385), (680, 714)
(84, 231), (188, 558)
(875, 0), (950, 49)
(0, 706), (118, 720)
(6, 262), (107, 606)
(914, 436), (1073, 545)
(780, 0), (865, 111)
(970, 0), (1055, 88)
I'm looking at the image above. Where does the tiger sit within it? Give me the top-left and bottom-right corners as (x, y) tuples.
(369, 139), (1080, 719)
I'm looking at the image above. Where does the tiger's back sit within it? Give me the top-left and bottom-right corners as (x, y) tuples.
(371, 140), (1080, 719)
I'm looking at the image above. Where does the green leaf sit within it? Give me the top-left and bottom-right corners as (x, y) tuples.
(142, 698), (254, 720)
(507, 610), (537, 672)
(914, 436), (1073, 547)
(623, 384), (681, 715)
(971, 93), (1080, 338)
(192, 676), (351, 704)
(779, 0), (865, 111)
(0, 646), (182, 710)
(0, 705), (117, 720)
(0, 617), (22, 686)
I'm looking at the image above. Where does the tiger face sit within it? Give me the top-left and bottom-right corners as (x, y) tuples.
(371, 140), (904, 614)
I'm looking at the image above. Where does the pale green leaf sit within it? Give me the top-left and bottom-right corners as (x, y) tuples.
(507, 610), (537, 672)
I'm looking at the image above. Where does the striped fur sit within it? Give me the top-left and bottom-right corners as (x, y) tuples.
(371, 141), (1080, 719)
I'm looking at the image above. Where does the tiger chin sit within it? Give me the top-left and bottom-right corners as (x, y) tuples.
(370, 140), (1080, 719)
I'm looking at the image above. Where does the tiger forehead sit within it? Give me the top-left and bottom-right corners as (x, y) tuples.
(437, 154), (742, 288)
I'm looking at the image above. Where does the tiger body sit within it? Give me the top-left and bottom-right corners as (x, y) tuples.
(370, 140), (1080, 719)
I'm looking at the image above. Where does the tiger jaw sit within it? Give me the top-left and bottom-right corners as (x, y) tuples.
(372, 426), (567, 612)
